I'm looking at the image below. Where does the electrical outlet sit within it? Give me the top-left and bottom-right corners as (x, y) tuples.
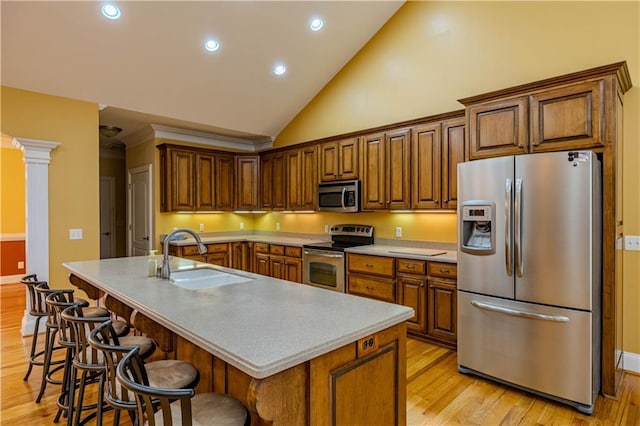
(276, 222), (281, 231)
(625, 235), (640, 251)
(18, 261), (25, 269)
(395, 227), (402, 238)
(69, 229), (83, 240)
(199, 223), (205, 232)
(240, 222), (245, 230)
(324, 224), (329, 233)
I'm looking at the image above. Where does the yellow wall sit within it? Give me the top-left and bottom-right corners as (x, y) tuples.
(1, 86), (99, 288)
(274, 1), (640, 354)
(0, 147), (25, 233)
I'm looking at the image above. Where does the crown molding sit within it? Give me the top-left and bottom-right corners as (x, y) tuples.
(149, 124), (273, 152)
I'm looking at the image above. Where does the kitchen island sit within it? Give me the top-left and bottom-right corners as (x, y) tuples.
(63, 256), (413, 425)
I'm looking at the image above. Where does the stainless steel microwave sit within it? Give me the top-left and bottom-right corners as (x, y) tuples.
(317, 180), (360, 212)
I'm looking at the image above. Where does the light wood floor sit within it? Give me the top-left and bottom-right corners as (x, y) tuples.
(1, 283), (638, 425)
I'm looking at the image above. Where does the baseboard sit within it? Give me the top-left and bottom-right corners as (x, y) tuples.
(624, 351), (640, 374)
(0, 274), (23, 285)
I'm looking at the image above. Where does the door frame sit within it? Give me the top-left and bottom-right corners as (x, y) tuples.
(99, 176), (117, 258)
(127, 164), (153, 256)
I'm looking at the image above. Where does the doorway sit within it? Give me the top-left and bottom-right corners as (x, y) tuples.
(127, 164), (153, 256)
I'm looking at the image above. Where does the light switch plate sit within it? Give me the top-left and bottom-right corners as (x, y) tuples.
(69, 229), (83, 240)
(624, 235), (640, 251)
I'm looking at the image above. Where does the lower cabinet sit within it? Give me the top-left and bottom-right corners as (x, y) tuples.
(168, 243), (231, 267)
(347, 253), (457, 349)
(231, 241), (253, 272)
(254, 243), (303, 283)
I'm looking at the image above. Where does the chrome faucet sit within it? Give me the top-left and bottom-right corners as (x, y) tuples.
(161, 228), (207, 279)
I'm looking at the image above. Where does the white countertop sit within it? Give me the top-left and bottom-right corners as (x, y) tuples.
(63, 257), (413, 379)
(168, 234), (329, 247)
(345, 244), (458, 263)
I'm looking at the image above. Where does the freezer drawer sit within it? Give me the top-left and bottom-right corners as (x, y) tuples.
(457, 292), (598, 408)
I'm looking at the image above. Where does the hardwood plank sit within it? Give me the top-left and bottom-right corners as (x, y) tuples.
(2, 283), (639, 425)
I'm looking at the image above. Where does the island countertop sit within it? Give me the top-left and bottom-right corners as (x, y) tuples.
(63, 256), (413, 379)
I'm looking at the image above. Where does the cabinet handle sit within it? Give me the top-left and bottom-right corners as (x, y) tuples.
(434, 199), (438, 203)
(439, 269), (450, 274)
(365, 264), (374, 268)
(407, 265), (415, 269)
(443, 199), (448, 203)
(366, 286), (374, 291)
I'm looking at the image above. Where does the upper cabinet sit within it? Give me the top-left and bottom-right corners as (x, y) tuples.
(236, 155), (260, 210)
(319, 137), (359, 182)
(461, 72), (611, 160)
(411, 123), (441, 209)
(158, 144), (235, 212)
(360, 129), (411, 210)
(441, 117), (465, 210)
(286, 146), (317, 211)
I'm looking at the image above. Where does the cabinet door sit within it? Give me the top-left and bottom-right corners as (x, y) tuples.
(397, 274), (427, 334)
(411, 123), (441, 209)
(529, 80), (604, 152)
(338, 138), (359, 180)
(360, 133), (386, 210)
(236, 156), (259, 210)
(207, 252), (229, 267)
(215, 155), (235, 210)
(196, 153), (216, 211)
(300, 147), (317, 210)
(348, 273), (395, 303)
(441, 117), (465, 210)
(270, 256), (286, 280)
(286, 150), (302, 210)
(170, 149), (195, 211)
(467, 97), (528, 159)
(386, 128), (411, 209)
(284, 257), (302, 283)
(319, 141), (339, 182)
(255, 253), (270, 276)
(231, 241), (251, 271)
(272, 152), (286, 210)
(260, 154), (273, 209)
(427, 279), (457, 346)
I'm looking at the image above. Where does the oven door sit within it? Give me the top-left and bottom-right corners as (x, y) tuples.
(303, 249), (345, 292)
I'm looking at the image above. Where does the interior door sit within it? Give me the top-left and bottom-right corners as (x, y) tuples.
(128, 165), (152, 256)
(99, 176), (115, 258)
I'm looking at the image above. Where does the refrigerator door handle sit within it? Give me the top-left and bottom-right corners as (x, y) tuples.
(470, 300), (569, 322)
(505, 178), (512, 276)
(514, 178), (524, 277)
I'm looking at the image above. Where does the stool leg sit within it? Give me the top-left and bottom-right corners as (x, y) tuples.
(73, 369), (89, 426)
(95, 372), (105, 426)
(23, 316), (43, 381)
(66, 365), (78, 426)
(35, 326), (57, 403)
(55, 348), (74, 423)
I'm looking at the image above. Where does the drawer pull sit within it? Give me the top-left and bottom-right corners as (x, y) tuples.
(439, 269), (450, 274)
(366, 286), (374, 291)
(365, 264), (374, 268)
(407, 265), (415, 269)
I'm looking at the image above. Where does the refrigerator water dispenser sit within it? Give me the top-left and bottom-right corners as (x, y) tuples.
(461, 201), (495, 255)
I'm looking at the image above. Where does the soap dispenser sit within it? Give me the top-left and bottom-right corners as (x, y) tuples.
(148, 250), (158, 277)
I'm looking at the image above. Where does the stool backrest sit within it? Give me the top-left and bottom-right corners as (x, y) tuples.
(117, 348), (195, 426)
(21, 275), (49, 316)
(89, 320), (138, 409)
(45, 290), (84, 347)
(61, 305), (110, 369)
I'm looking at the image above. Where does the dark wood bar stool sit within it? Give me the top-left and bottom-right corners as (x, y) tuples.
(21, 275), (64, 382)
(117, 347), (250, 426)
(89, 320), (202, 425)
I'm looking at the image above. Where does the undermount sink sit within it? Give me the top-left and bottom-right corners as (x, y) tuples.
(170, 267), (254, 290)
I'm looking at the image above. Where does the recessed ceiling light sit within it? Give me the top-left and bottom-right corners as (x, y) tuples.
(310, 18), (324, 31)
(273, 64), (287, 76)
(101, 4), (121, 20)
(205, 39), (220, 52)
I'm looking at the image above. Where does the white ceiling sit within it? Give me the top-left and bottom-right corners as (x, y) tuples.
(1, 1), (404, 148)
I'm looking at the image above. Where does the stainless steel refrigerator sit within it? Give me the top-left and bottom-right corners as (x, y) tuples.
(457, 151), (601, 414)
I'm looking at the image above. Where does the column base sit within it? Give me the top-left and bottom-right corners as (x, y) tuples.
(21, 310), (42, 337)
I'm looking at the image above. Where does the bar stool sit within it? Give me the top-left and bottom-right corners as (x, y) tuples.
(89, 320), (202, 425)
(117, 347), (250, 426)
(21, 275), (64, 382)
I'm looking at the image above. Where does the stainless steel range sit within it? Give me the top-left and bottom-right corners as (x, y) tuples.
(303, 225), (374, 292)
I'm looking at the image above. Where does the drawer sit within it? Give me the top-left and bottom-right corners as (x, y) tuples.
(181, 245), (202, 256)
(255, 243), (269, 254)
(270, 245), (285, 256)
(348, 254), (395, 277)
(397, 258), (426, 275)
(206, 243), (229, 253)
(428, 262), (457, 279)
(348, 274), (396, 303)
(285, 246), (302, 258)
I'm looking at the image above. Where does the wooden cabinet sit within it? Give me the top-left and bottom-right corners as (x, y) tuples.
(231, 241), (252, 272)
(397, 273), (427, 334)
(236, 156), (259, 210)
(360, 129), (411, 210)
(441, 117), (465, 210)
(168, 242), (231, 268)
(158, 144), (235, 212)
(253, 243), (303, 283)
(260, 152), (286, 210)
(463, 79), (606, 160)
(426, 262), (457, 347)
(319, 137), (359, 181)
(347, 254), (396, 302)
(411, 123), (441, 209)
(285, 147), (317, 211)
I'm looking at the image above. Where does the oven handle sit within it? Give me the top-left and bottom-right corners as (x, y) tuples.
(304, 250), (344, 259)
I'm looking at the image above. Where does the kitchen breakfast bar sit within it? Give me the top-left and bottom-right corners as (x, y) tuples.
(63, 256), (413, 425)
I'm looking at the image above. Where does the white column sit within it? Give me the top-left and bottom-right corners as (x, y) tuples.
(13, 138), (60, 336)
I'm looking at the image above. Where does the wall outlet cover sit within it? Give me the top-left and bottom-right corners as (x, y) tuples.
(395, 227), (402, 238)
(240, 222), (245, 230)
(69, 229), (83, 240)
(276, 223), (281, 231)
(199, 223), (205, 231)
(624, 235), (640, 251)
